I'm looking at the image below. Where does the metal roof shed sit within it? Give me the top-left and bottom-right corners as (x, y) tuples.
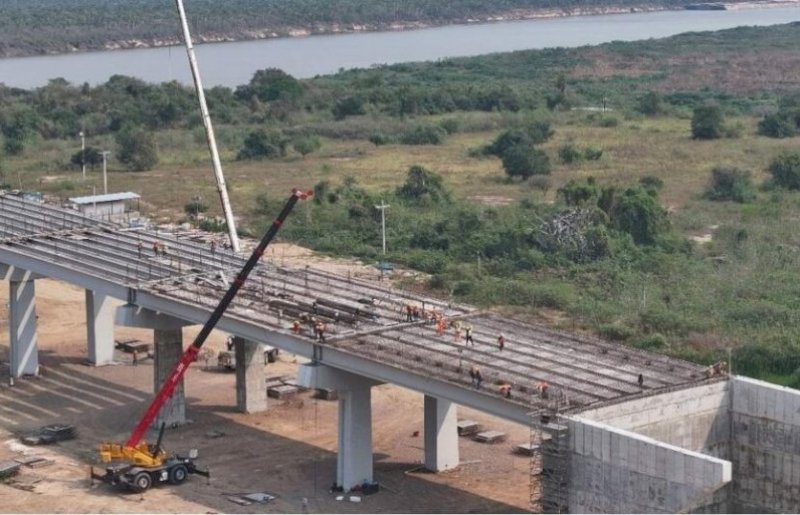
(68, 192), (140, 220)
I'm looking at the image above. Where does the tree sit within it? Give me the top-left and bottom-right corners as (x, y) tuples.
(609, 187), (668, 245)
(691, 105), (724, 140)
(486, 121), (553, 157)
(704, 167), (755, 203)
(637, 91), (665, 116)
(292, 136), (322, 158)
(236, 129), (288, 160)
(234, 68), (303, 103)
(501, 144), (551, 180)
(70, 146), (102, 170)
(115, 126), (158, 171)
(396, 165), (450, 204)
(768, 152), (800, 190)
(332, 95), (366, 120)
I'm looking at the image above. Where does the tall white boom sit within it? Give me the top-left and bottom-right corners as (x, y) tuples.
(174, 0), (240, 252)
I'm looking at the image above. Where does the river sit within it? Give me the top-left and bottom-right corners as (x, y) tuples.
(1, 6), (798, 89)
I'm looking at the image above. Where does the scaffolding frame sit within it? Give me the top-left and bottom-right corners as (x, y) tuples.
(529, 391), (571, 513)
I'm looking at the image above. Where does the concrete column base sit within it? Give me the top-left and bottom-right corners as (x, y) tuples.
(234, 337), (268, 413)
(9, 278), (38, 378)
(154, 328), (186, 427)
(424, 395), (459, 471)
(297, 363), (380, 490)
(86, 290), (115, 365)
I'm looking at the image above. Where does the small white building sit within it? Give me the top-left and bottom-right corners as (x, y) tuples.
(69, 192), (140, 221)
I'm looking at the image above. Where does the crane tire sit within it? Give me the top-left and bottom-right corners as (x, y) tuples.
(133, 471), (152, 492)
(169, 464), (188, 485)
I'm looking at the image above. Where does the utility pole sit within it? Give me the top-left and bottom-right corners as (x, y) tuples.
(79, 130), (86, 179)
(374, 200), (390, 255)
(100, 151), (111, 195)
(174, 0), (240, 253)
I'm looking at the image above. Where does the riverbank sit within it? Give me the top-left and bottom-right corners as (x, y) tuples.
(3, 0), (798, 59)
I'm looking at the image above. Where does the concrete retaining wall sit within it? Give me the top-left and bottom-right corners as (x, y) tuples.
(730, 376), (800, 513)
(578, 381), (730, 458)
(567, 417), (732, 513)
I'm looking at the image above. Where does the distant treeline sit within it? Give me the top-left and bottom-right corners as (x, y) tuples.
(0, 0), (746, 58)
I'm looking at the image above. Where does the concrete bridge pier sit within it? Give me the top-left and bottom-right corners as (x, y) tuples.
(297, 363), (381, 490)
(85, 290), (115, 365)
(116, 305), (192, 427)
(424, 395), (459, 471)
(9, 272), (39, 378)
(233, 336), (268, 413)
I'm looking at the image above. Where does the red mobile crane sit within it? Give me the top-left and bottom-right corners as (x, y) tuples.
(92, 189), (310, 492)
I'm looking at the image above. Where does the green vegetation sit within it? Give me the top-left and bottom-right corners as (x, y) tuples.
(3, 23), (800, 385)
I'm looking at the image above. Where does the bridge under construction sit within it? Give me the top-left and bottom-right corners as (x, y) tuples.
(0, 192), (797, 513)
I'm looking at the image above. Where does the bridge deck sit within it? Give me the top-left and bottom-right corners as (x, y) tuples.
(0, 193), (709, 415)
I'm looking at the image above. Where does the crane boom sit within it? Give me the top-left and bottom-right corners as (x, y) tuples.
(125, 189), (310, 448)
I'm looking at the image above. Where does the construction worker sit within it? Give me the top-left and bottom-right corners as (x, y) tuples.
(292, 319), (302, 335)
(137, 241), (143, 258)
(152, 240), (160, 256)
(453, 324), (462, 343)
(499, 383), (512, 399)
(538, 381), (549, 399)
(474, 367), (483, 390)
(436, 317), (447, 336)
(315, 320), (326, 342)
(469, 366), (476, 387)
(412, 305), (421, 320)
(497, 332), (506, 351)
(210, 240), (216, 254)
(406, 304), (413, 322)
(132, 350), (138, 367)
(465, 324), (474, 346)
(637, 373), (644, 388)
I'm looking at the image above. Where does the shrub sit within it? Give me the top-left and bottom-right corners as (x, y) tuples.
(184, 198), (209, 217)
(485, 121), (553, 157)
(396, 165), (450, 204)
(236, 129), (288, 160)
(757, 113), (797, 138)
(583, 146), (603, 160)
(768, 152), (800, 190)
(558, 178), (599, 206)
(599, 323), (635, 342)
(691, 105), (724, 140)
(704, 166), (756, 203)
(634, 333), (667, 350)
(637, 91), (665, 116)
(639, 175), (664, 193)
(559, 143), (582, 164)
(598, 116), (619, 128)
(399, 125), (446, 145)
(292, 136), (322, 157)
(369, 133), (392, 146)
(501, 143), (551, 180)
(438, 118), (461, 135)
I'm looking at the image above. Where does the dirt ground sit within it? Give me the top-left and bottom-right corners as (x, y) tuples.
(0, 246), (532, 514)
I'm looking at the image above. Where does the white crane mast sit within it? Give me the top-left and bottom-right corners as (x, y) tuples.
(174, 0), (240, 252)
